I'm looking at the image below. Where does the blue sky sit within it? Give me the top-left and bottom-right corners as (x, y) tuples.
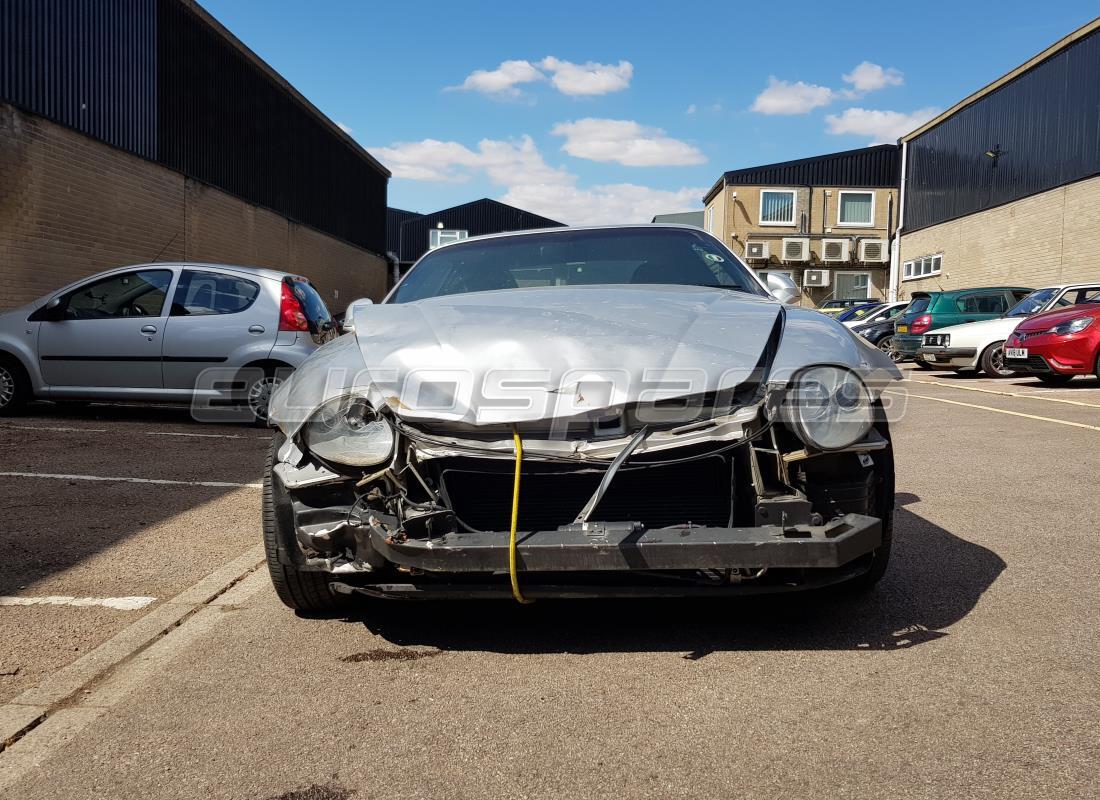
(203, 0), (1098, 224)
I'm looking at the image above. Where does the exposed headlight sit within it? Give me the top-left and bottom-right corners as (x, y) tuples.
(302, 395), (394, 466)
(787, 366), (874, 450)
(1049, 316), (1093, 335)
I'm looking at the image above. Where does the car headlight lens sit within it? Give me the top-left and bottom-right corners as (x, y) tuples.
(302, 395), (394, 466)
(788, 366), (873, 450)
(1049, 316), (1093, 335)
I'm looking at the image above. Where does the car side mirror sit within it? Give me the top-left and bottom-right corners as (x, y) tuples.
(340, 298), (374, 334)
(39, 296), (66, 321)
(766, 273), (800, 305)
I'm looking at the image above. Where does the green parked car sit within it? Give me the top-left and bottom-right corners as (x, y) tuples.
(893, 287), (1033, 365)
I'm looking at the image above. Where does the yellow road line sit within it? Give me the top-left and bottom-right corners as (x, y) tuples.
(886, 390), (1100, 432)
(903, 377), (1100, 409)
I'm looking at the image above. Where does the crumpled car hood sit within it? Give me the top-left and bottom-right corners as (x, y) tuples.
(270, 285), (900, 435)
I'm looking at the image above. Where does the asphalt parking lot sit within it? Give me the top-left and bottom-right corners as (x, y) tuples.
(1, 365), (1098, 799)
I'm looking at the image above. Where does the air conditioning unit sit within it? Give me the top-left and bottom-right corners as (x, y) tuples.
(781, 237), (810, 262)
(859, 238), (888, 263)
(745, 241), (770, 261)
(822, 238), (850, 263)
(803, 269), (831, 288)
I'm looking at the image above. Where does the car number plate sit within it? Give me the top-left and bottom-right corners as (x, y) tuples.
(1005, 348), (1028, 359)
(897, 324), (908, 333)
(926, 354), (937, 362)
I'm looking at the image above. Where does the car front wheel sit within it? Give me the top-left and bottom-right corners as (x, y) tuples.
(877, 336), (902, 363)
(980, 341), (1015, 379)
(263, 434), (347, 614)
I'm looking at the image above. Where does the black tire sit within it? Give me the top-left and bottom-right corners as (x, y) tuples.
(979, 341), (1015, 379)
(844, 407), (895, 592)
(1037, 373), (1073, 386)
(0, 356), (30, 417)
(262, 434), (345, 613)
(914, 359), (936, 370)
(877, 336), (902, 363)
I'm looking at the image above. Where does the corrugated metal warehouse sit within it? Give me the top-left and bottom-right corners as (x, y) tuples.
(0, 0), (390, 312)
(391, 198), (565, 271)
(895, 17), (1100, 298)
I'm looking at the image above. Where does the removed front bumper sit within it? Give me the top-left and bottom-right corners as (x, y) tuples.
(918, 345), (977, 368)
(367, 513), (880, 573)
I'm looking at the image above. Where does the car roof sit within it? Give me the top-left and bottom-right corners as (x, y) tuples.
(102, 262), (300, 282)
(911, 286), (1032, 299)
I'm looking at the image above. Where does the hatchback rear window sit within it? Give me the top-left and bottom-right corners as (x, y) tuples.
(905, 297), (929, 314)
(287, 278), (333, 332)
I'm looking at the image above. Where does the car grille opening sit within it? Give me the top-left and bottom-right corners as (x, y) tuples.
(439, 455), (732, 532)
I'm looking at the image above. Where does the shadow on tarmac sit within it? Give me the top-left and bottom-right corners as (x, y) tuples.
(344, 492), (1006, 655)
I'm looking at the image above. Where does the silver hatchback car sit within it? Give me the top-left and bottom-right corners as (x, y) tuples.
(0, 262), (335, 419)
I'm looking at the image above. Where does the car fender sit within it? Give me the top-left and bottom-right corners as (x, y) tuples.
(0, 302), (47, 393)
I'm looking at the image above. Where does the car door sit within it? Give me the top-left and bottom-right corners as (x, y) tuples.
(161, 269), (277, 391)
(37, 268), (175, 390)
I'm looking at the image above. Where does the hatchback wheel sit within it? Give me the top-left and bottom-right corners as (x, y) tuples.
(0, 358), (30, 416)
(246, 373), (283, 423)
(980, 341), (1015, 379)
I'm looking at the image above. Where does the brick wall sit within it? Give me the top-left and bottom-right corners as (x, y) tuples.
(898, 175), (1100, 299)
(0, 102), (387, 312)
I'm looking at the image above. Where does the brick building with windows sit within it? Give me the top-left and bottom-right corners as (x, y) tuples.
(702, 145), (899, 307)
(0, 0), (391, 313)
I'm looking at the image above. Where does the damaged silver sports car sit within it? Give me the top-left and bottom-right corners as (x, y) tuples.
(263, 225), (901, 611)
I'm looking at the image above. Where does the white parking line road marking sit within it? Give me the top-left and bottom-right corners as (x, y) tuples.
(903, 378), (1100, 408)
(0, 425), (110, 434)
(0, 544), (266, 765)
(0, 424), (264, 439)
(0, 472), (262, 489)
(888, 390), (1100, 432)
(0, 596), (156, 611)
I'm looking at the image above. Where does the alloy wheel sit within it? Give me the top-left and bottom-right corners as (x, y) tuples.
(0, 365), (15, 410)
(990, 346), (1014, 377)
(247, 376), (282, 421)
(878, 337), (902, 363)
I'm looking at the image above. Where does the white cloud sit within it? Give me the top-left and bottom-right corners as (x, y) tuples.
(750, 77), (835, 115)
(370, 136), (571, 184)
(538, 57), (633, 96)
(842, 62), (904, 93)
(550, 118), (706, 166)
(450, 59), (545, 97)
(502, 183), (704, 226)
(371, 135), (701, 225)
(824, 107), (940, 144)
(686, 104), (697, 114)
(335, 121), (353, 135)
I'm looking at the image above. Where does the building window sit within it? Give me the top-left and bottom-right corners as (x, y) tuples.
(759, 190), (796, 226)
(837, 191), (874, 227)
(429, 229), (468, 250)
(902, 254), (942, 280)
(835, 271), (871, 299)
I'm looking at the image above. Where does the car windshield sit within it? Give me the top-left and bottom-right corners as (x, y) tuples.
(1006, 287), (1059, 317)
(905, 297), (930, 315)
(390, 228), (766, 304)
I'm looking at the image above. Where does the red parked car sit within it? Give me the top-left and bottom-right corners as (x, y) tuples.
(1004, 300), (1100, 384)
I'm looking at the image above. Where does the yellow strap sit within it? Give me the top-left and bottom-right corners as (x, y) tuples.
(509, 427), (533, 604)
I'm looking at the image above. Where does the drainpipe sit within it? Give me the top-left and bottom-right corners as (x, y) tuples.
(888, 141), (908, 302)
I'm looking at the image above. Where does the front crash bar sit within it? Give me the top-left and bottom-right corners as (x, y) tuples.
(367, 513), (881, 573)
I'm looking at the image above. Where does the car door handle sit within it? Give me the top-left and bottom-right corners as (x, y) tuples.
(248, 324), (266, 334)
(140, 324), (158, 335)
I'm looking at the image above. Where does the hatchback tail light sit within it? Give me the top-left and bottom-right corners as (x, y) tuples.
(910, 314), (933, 335)
(279, 281), (309, 332)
